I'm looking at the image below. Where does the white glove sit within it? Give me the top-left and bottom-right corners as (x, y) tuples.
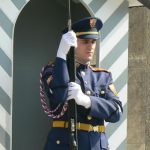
(67, 82), (91, 109)
(56, 30), (77, 60)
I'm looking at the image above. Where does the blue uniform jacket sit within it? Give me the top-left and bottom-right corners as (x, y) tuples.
(42, 57), (123, 150)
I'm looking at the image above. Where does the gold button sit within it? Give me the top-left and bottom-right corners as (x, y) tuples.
(56, 140), (60, 144)
(84, 81), (88, 84)
(81, 71), (85, 76)
(87, 115), (92, 120)
(100, 90), (105, 94)
(86, 91), (91, 96)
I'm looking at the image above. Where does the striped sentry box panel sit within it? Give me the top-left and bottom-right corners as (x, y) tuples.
(82, 0), (128, 150)
(0, 0), (30, 149)
(0, 0), (128, 150)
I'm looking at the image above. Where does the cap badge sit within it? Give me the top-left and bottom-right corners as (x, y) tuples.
(90, 19), (97, 28)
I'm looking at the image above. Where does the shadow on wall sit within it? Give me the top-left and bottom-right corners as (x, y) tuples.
(12, 0), (90, 149)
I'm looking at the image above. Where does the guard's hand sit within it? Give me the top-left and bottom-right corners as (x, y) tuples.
(56, 31), (77, 60)
(67, 82), (91, 109)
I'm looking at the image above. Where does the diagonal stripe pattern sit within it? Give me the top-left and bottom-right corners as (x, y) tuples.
(85, 0), (128, 149)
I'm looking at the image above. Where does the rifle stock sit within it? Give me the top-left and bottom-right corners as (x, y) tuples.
(67, 46), (78, 150)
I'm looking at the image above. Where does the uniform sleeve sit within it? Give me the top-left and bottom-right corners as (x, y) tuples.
(89, 72), (123, 123)
(42, 57), (69, 104)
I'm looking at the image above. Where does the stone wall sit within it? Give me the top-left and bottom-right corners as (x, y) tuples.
(128, 6), (150, 150)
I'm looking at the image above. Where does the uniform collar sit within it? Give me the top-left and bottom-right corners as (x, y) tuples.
(76, 62), (89, 70)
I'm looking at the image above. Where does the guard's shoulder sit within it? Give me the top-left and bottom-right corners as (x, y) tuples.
(89, 65), (110, 73)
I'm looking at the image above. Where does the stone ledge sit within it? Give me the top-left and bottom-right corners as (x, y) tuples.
(128, 0), (143, 7)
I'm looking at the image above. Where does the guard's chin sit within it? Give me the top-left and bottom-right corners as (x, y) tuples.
(87, 57), (92, 61)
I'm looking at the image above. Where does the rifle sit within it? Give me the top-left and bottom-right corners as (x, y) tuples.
(67, 0), (78, 149)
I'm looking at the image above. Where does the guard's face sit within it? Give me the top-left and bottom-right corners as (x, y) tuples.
(76, 38), (96, 64)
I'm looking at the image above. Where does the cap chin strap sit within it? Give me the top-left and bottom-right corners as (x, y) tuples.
(76, 31), (99, 36)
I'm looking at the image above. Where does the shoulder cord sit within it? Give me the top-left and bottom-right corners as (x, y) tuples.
(40, 66), (68, 118)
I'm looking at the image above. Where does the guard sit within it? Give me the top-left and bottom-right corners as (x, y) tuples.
(40, 16), (123, 150)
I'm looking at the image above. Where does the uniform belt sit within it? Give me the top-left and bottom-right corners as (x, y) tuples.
(52, 121), (105, 132)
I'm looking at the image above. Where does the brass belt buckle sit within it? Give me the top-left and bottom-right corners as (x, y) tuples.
(93, 126), (98, 132)
(89, 125), (93, 132)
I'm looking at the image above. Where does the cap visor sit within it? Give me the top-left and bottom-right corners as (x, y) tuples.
(78, 34), (100, 39)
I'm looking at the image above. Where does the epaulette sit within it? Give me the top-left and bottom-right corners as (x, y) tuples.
(89, 66), (110, 73)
